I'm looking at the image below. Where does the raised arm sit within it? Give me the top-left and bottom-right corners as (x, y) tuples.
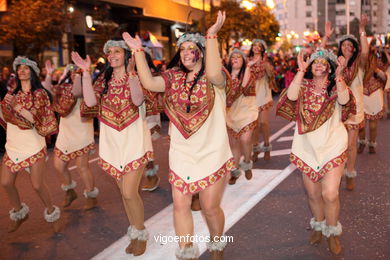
(71, 52), (97, 107)
(287, 51), (309, 101)
(205, 11), (226, 88)
(127, 56), (144, 106)
(122, 33), (165, 92)
(335, 56), (349, 104)
(71, 73), (83, 98)
(242, 57), (260, 87)
(359, 14), (369, 69)
(42, 60), (55, 95)
(320, 21), (334, 49)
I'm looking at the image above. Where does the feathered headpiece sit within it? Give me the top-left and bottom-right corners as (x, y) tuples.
(252, 39), (267, 49)
(309, 48), (338, 64)
(338, 34), (358, 45)
(177, 33), (205, 48)
(228, 49), (246, 60)
(103, 40), (130, 54)
(13, 56), (40, 75)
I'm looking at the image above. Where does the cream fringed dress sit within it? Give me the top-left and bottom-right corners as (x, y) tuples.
(226, 77), (258, 138)
(52, 83), (95, 161)
(89, 74), (153, 180)
(343, 61), (365, 129)
(249, 59), (275, 111)
(0, 89), (58, 173)
(276, 79), (356, 182)
(362, 64), (389, 120)
(161, 68), (234, 194)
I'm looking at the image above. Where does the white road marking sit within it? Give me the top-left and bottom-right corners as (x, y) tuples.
(68, 157), (99, 171)
(92, 165), (297, 260)
(277, 136), (294, 142)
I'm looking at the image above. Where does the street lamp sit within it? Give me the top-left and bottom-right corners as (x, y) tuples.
(266, 0), (275, 9)
(241, 0), (254, 11)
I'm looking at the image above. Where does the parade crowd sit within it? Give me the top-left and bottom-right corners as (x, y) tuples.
(1, 11), (390, 260)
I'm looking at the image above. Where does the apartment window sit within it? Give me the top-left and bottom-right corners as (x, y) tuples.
(336, 10), (346, 15)
(337, 0), (345, 3)
(306, 0), (311, 6)
(388, 9), (390, 15)
(350, 12), (355, 16)
(306, 11), (312, 17)
(306, 23), (314, 30)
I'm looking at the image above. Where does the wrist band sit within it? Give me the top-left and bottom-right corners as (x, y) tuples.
(205, 35), (218, 39)
(82, 68), (91, 73)
(360, 31), (366, 36)
(297, 69), (306, 73)
(133, 48), (144, 53)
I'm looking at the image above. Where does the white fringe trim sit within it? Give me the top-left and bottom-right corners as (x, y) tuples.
(206, 238), (228, 252)
(61, 180), (77, 191)
(239, 161), (253, 171)
(358, 139), (367, 145)
(127, 225), (133, 238)
(129, 227), (149, 241)
(260, 143), (272, 152)
(322, 222), (342, 237)
(310, 218), (326, 231)
(344, 169), (357, 178)
(84, 187), (99, 198)
(231, 168), (242, 177)
(175, 244), (200, 259)
(44, 206), (61, 223)
(368, 141), (377, 147)
(9, 203), (29, 221)
(145, 164), (159, 177)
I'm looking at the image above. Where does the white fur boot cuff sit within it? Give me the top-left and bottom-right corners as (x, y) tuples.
(145, 164), (159, 177)
(239, 161), (253, 171)
(61, 180), (76, 191)
(84, 187), (99, 198)
(175, 244), (200, 259)
(206, 237), (228, 252)
(322, 222), (342, 237)
(344, 169), (357, 178)
(310, 218), (326, 231)
(9, 203), (29, 221)
(130, 227), (149, 241)
(44, 206), (61, 223)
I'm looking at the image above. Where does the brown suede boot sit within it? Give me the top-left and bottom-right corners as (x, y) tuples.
(8, 203), (29, 233)
(191, 193), (201, 211)
(309, 218), (325, 244)
(262, 144), (272, 161)
(323, 222), (342, 255)
(127, 227), (148, 256)
(357, 139), (366, 154)
(239, 161), (253, 180)
(228, 169), (241, 185)
(61, 180), (77, 208)
(44, 206), (62, 233)
(142, 175), (160, 191)
(327, 235), (342, 255)
(84, 187), (99, 210)
(345, 177), (355, 191)
(368, 141), (376, 154)
(207, 239), (227, 260)
(126, 226), (134, 254)
(252, 144), (261, 162)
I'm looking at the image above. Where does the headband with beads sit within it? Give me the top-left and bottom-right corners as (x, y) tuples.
(103, 40), (130, 54)
(177, 33), (205, 48)
(308, 48), (338, 64)
(13, 56), (40, 75)
(252, 39), (267, 49)
(228, 49), (246, 60)
(338, 34), (358, 45)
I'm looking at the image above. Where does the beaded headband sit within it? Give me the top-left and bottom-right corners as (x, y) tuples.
(309, 48), (338, 64)
(229, 49), (246, 60)
(177, 33), (205, 48)
(13, 56), (40, 75)
(338, 34), (358, 45)
(103, 40), (130, 54)
(252, 39), (267, 49)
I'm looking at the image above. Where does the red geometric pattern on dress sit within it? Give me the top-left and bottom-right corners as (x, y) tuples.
(150, 125), (161, 136)
(227, 121), (257, 139)
(54, 143), (95, 162)
(290, 151), (347, 183)
(344, 120), (365, 130)
(0, 89), (58, 136)
(259, 100), (273, 112)
(365, 109), (384, 120)
(249, 58), (266, 80)
(226, 76), (256, 108)
(343, 61), (359, 86)
(144, 88), (164, 116)
(161, 68), (215, 139)
(3, 148), (47, 173)
(93, 73), (140, 132)
(168, 158), (235, 194)
(98, 151), (153, 180)
(52, 83), (77, 117)
(363, 76), (386, 96)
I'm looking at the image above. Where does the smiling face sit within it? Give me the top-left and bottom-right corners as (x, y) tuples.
(230, 53), (244, 70)
(179, 41), (202, 70)
(106, 46), (125, 68)
(17, 64), (31, 81)
(341, 40), (355, 58)
(252, 42), (264, 55)
(311, 58), (330, 77)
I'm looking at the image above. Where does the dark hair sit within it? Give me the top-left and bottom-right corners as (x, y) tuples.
(337, 38), (359, 68)
(304, 58), (337, 96)
(94, 37), (132, 94)
(13, 63), (52, 102)
(58, 71), (73, 86)
(226, 52), (246, 80)
(248, 41), (266, 58)
(167, 40), (205, 112)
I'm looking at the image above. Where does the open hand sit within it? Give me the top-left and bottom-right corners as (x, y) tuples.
(336, 56), (347, 76)
(122, 32), (143, 50)
(297, 51), (309, 72)
(207, 11), (226, 36)
(71, 51), (91, 72)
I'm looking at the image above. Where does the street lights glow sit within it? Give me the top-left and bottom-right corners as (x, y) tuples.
(68, 6), (74, 13)
(266, 0), (275, 9)
(241, 0), (254, 11)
